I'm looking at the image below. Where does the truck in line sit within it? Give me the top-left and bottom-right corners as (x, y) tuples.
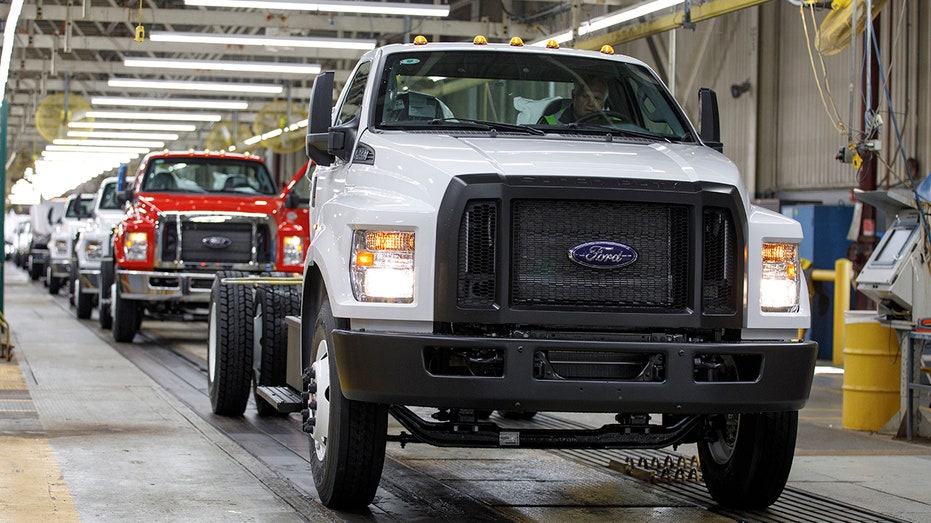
(103, 151), (310, 342)
(209, 37), (817, 510)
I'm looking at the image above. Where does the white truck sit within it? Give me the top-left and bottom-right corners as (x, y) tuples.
(209, 37), (817, 511)
(47, 193), (95, 294)
(72, 176), (133, 321)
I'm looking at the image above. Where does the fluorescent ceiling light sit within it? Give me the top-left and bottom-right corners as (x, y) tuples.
(68, 121), (198, 132)
(530, 31), (574, 46)
(67, 131), (181, 141)
(124, 57), (321, 75)
(184, 0), (450, 17)
(86, 111), (223, 122)
(91, 96), (249, 111)
(54, 138), (167, 148)
(578, 0), (681, 37)
(148, 30), (376, 50)
(46, 145), (153, 154)
(109, 77), (283, 94)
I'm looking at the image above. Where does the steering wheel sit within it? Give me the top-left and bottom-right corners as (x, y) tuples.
(576, 110), (630, 125)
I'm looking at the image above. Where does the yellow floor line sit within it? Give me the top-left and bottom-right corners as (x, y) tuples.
(0, 362), (80, 522)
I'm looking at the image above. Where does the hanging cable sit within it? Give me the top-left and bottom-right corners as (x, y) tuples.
(799, 3), (848, 135)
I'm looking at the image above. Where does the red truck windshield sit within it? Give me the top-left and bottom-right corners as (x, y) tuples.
(143, 157), (277, 196)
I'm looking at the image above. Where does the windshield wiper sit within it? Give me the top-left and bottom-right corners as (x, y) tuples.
(559, 122), (674, 143)
(381, 118), (544, 136)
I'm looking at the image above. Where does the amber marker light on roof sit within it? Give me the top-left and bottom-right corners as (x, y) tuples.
(413, 35), (428, 45)
(473, 35), (488, 45)
(509, 37), (524, 46)
(601, 45), (615, 55)
(546, 39), (560, 49)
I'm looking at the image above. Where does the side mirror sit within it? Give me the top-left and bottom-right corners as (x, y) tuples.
(284, 190), (309, 209)
(117, 188), (135, 205)
(306, 71), (336, 167)
(698, 87), (723, 153)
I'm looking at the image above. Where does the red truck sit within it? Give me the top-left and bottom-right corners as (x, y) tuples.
(105, 151), (310, 343)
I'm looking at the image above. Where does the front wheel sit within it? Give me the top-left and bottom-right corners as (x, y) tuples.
(75, 278), (94, 319)
(207, 271), (253, 416)
(698, 411), (798, 509)
(306, 296), (388, 508)
(98, 261), (114, 329)
(112, 280), (141, 343)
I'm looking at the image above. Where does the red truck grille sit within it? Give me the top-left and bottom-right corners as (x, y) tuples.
(158, 214), (272, 267)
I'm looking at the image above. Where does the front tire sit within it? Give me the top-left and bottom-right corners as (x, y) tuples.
(252, 284), (300, 416)
(112, 279), (141, 343)
(98, 261), (114, 329)
(75, 278), (93, 319)
(698, 411), (798, 509)
(207, 271), (253, 416)
(307, 296), (388, 508)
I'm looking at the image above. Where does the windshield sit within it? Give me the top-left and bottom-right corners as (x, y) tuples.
(142, 158), (276, 195)
(66, 196), (94, 218)
(374, 49), (693, 140)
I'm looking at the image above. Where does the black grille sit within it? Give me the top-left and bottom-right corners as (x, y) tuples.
(510, 200), (689, 312)
(181, 221), (255, 263)
(457, 201), (497, 307)
(702, 208), (738, 315)
(158, 215), (271, 266)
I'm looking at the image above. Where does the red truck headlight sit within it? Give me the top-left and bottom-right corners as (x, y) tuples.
(282, 235), (304, 267)
(350, 230), (414, 303)
(124, 231), (149, 261)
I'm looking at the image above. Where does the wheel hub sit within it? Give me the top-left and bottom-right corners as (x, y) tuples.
(706, 413), (740, 464)
(310, 338), (331, 461)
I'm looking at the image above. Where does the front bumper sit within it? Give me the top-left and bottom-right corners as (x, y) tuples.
(49, 259), (71, 278)
(116, 269), (218, 302)
(332, 331), (817, 414)
(78, 269), (101, 293)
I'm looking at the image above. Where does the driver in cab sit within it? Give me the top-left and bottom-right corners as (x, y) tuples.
(540, 77), (609, 124)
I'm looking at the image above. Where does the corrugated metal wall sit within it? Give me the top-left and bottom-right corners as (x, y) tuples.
(609, 1), (927, 199)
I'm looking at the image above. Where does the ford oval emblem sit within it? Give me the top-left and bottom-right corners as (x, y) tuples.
(202, 236), (232, 249)
(568, 241), (638, 269)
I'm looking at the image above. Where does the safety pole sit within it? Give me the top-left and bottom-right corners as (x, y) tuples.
(0, 99), (7, 314)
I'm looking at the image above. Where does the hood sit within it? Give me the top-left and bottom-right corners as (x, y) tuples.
(357, 132), (747, 204)
(136, 193), (280, 217)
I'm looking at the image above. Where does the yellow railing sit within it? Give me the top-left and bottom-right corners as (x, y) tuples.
(809, 258), (854, 366)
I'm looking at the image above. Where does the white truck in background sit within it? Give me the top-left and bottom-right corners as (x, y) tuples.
(72, 176), (134, 321)
(209, 37), (817, 511)
(47, 193), (95, 295)
(25, 198), (67, 282)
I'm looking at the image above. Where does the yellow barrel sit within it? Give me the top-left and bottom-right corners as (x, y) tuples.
(842, 311), (901, 431)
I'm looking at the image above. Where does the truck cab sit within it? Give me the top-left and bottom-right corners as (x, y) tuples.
(214, 38), (817, 511)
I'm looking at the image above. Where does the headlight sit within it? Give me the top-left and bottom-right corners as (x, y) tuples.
(282, 235), (304, 266)
(85, 240), (104, 261)
(52, 239), (69, 256)
(124, 231), (148, 261)
(350, 230), (414, 303)
(760, 242), (800, 312)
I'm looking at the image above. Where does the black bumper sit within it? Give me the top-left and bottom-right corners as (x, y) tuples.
(332, 331), (817, 414)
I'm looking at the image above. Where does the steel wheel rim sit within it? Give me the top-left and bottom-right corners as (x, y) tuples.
(311, 338), (331, 461)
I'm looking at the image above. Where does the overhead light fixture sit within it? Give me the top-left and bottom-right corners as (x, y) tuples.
(108, 78), (283, 94)
(67, 130), (181, 141)
(149, 30), (376, 50)
(68, 121), (198, 132)
(46, 145), (153, 154)
(123, 57), (321, 75)
(54, 138), (167, 148)
(184, 0), (450, 17)
(577, 0), (681, 37)
(91, 96), (249, 111)
(86, 111), (223, 122)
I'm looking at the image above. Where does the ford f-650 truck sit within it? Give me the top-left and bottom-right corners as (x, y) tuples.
(209, 37), (817, 511)
(107, 151), (310, 342)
